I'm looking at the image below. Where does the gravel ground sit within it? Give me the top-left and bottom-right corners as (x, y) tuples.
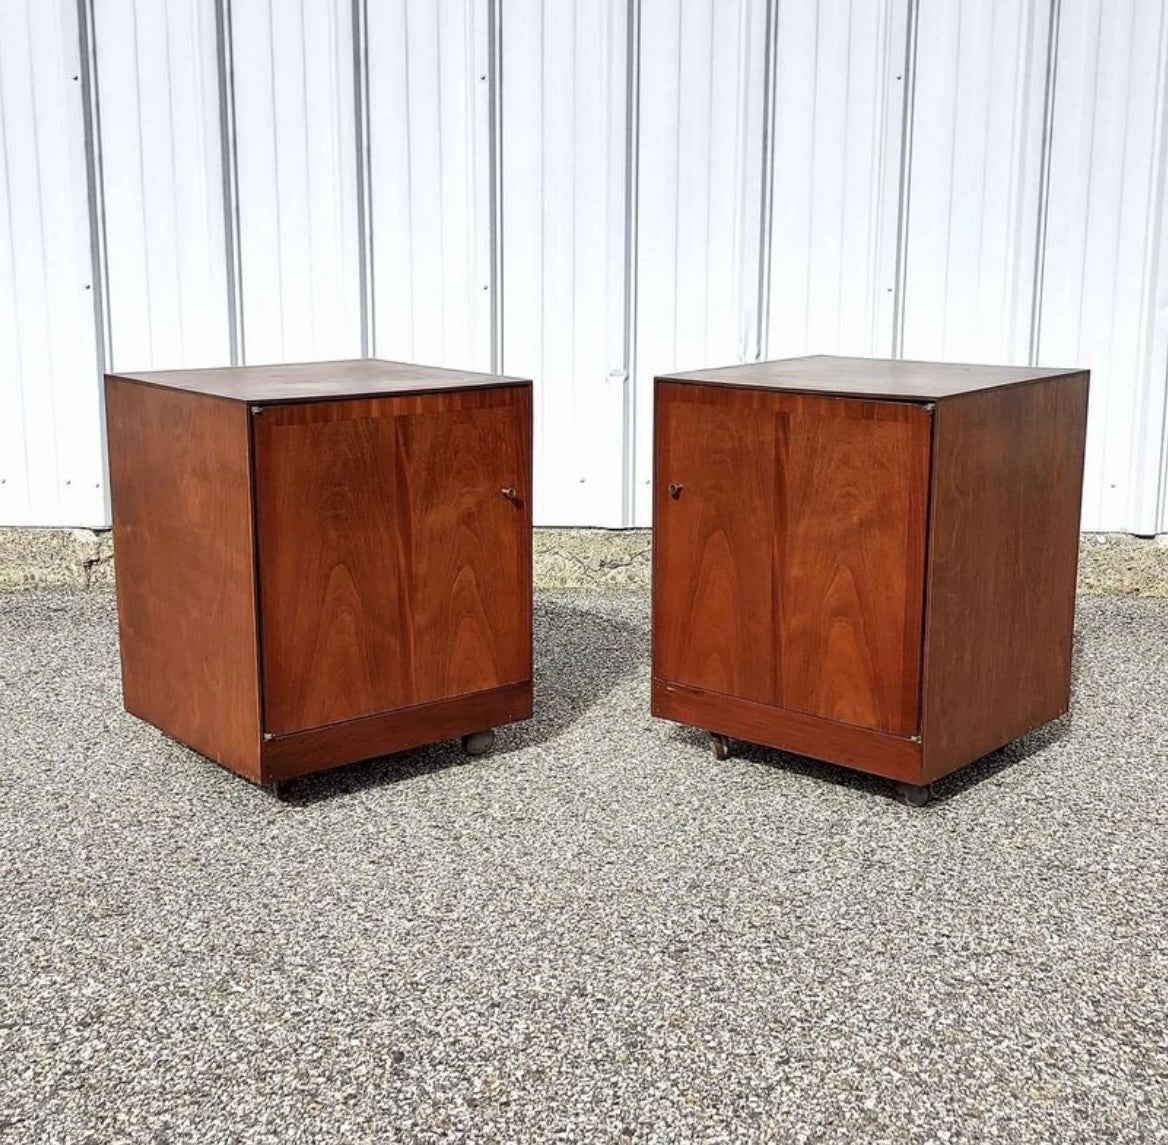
(1, 590), (1166, 1144)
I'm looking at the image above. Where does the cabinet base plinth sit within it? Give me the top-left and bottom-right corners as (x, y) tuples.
(260, 682), (533, 783)
(652, 678), (924, 784)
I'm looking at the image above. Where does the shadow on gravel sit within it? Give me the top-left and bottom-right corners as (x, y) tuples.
(664, 713), (1072, 807)
(930, 716), (1072, 801)
(274, 602), (1084, 806)
(518, 596), (647, 744)
(280, 596), (647, 804)
(929, 624), (1083, 803)
(1070, 625), (1088, 690)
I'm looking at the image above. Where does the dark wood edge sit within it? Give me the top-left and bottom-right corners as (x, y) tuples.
(652, 678), (924, 784)
(652, 369), (1088, 403)
(105, 372), (533, 404)
(649, 379), (663, 700)
(913, 401), (939, 738)
(260, 682), (534, 782)
(918, 394), (950, 784)
(104, 374), (250, 406)
(1069, 371), (1092, 587)
(521, 386), (535, 686)
(244, 402), (268, 755)
(928, 369), (1091, 402)
(111, 357), (531, 381)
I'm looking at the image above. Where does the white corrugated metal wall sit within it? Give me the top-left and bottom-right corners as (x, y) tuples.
(2, 0), (1167, 532)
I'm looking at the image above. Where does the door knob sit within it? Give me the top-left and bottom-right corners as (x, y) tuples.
(668, 482), (684, 500)
(500, 486), (519, 501)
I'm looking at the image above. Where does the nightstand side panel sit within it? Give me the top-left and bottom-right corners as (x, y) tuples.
(105, 378), (263, 780)
(921, 374), (1090, 781)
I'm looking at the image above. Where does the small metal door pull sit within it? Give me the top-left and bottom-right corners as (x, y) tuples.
(668, 482), (684, 500)
(501, 487), (519, 501)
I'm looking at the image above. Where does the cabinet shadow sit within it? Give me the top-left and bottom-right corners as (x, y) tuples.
(280, 594), (647, 803)
(933, 625), (1085, 802)
(663, 714), (1072, 805)
(659, 628), (1084, 805)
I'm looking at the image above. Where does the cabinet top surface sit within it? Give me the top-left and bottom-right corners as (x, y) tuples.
(108, 358), (530, 402)
(659, 355), (1085, 400)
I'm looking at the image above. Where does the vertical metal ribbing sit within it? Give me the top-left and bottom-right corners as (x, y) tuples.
(75, 0), (112, 518)
(1132, 1), (1168, 533)
(755, 0), (779, 363)
(620, 0), (641, 527)
(488, 0), (505, 376)
(891, 0), (920, 359)
(1153, 15), (1168, 535)
(1028, 0), (1061, 367)
(352, 0), (374, 358)
(76, 0), (111, 371)
(215, 0), (245, 364)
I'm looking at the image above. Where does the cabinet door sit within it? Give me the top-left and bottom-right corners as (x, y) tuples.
(654, 383), (930, 738)
(773, 395), (930, 737)
(393, 389), (532, 708)
(653, 382), (777, 703)
(254, 388), (530, 735)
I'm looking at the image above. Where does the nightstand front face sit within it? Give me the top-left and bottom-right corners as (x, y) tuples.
(654, 382), (931, 737)
(253, 386), (532, 735)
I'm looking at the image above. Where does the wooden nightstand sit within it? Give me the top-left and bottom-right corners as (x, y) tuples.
(105, 359), (533, 796)
(651, 355), (1089, 804)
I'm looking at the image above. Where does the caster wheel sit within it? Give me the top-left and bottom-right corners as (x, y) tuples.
(710, 733), (732, 761)
(894, 781), (934, 807)
(461, 729), (496, 757)
(271, 779), (294, 803)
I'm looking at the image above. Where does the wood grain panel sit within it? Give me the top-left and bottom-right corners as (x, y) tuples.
(773, 396), (931, 736)
(253, 385), (532, 736)
(921, 374), (1089, 781)
(652, 679), (923, 783)
(104, 378), (262, 779)
(653, 381), (776, 703)
(253, 404), (406, 734)
(393, 386), (532, 706)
